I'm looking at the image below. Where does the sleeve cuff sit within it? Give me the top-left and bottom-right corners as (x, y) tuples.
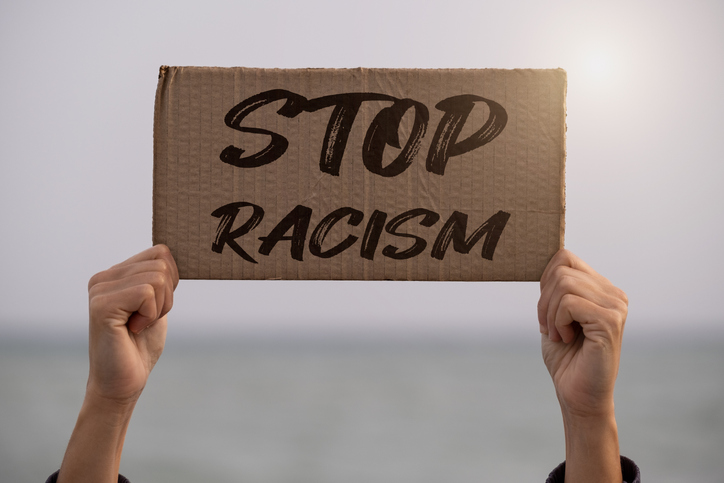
(48, 457), (641, 483)
(546, 455), (640, 483)
(46, 470), (130, 483)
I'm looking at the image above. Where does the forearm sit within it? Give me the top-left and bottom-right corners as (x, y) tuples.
(57, 245), (177, 483)
(561, 407), (621, 483)
(57, 393), (136, 483)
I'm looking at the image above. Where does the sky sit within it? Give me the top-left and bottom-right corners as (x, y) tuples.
(1, 0), (722, 340)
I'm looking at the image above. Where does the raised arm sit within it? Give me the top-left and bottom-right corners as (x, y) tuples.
(537, 249), (629, 483)
(56, 245), (179, 483)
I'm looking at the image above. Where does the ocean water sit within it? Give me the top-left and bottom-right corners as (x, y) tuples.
(1, 334), (723, 483)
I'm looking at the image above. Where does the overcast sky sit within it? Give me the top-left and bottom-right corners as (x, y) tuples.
(1, 0), (722, 340)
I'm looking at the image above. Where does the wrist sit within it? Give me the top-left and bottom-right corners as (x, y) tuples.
(562, 409), (618, 443)
(81, 389), (138, 423)
(558, 394), (616, 422)
(561, 410), (621, 483)
(85, 374), (145, 410)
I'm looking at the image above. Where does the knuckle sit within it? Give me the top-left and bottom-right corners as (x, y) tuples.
(153, 244), (172, 258)
(151, 245), (178, 283)
(139, 283), (157, 300)
(604, 286), (628, 321)
(156, 257), (168, 271)
(556, 249), (575, 266)
(150, 272), (168, 290)
(547, 265), (566, 284)
(88, 292), (109, 320)
(616, 286), (629, 306)
(87, 271), (104, 291)
(610, 312), (625, 336)
(558, 274), (577, 293)
(616, 302), (628, 326)
(615, 294), (628, 313)
(88, 282), (102, 298)
(556, 293), (576, 315)
(559, 292), (576, 306)
(603, 306), (626, 334)
(156, 259), (173, 280)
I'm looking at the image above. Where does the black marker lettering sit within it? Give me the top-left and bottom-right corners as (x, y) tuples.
(360, 210), (388, 260)
(383, 208), (440, 260)
(220, 90), (307, 168)
(309, 207), (364, 258)
(211, 202), (265, 264)
(222, 90), (507, 178)
(258, 205), (313, 261)
(304, 93), (395, 176)
(212, 203), (510, 264)
(431, 210), (511, 260)
(362, 98), (429, 177)
(426, 95), (508, 176)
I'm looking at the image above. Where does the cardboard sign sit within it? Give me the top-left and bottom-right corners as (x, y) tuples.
(153, 67), (566, 281)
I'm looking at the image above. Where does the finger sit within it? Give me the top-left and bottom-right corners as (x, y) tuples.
(544, 268), (606, 333)
(109, 245), (179, 289)
(548, 316), (562, 342)
(90, 283), (159, 332)
(538, 265), (589, 330)
(90, 271), (171, 324)
(538, 249), (608, 338)
(538, 264), (569, 328)
(544, 272), (627, 333)
(89, 259), (175, 317)
(554, 293), (622, 345)
(128, 309), (162, 334)
(540, 249), (598, 290)
(93, 259), (174, 286)
(553, 293), (580, 343)
(125, 284), (162, 334)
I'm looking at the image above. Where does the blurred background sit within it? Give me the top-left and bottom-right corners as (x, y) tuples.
(1, 0), (722, 481)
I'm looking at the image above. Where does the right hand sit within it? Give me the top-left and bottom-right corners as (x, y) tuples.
(85, 244), (179, 405)
(536, 249), (627, 483)
(537, 249), (628, 419)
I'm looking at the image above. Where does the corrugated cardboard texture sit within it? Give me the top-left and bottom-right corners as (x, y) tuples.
(153, 67), (565, 281)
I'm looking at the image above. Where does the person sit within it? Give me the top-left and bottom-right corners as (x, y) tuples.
(46, 245), (639, 483)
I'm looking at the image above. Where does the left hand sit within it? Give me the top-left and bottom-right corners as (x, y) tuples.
(58, 245), (179, 483)
(86, 244), (179, 405)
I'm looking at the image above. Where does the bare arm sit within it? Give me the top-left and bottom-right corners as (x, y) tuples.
(537, 249), (628, 483)
(58, 245), (179, 483)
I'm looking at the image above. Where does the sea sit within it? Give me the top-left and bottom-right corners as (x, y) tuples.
(1, 333), (723, 483)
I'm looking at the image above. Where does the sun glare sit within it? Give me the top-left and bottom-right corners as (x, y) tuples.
(572, 43), (626, 94)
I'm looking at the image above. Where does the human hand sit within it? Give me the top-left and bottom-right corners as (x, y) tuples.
(538, 249), (628, 418)
(86, 244), (179, 405)
(537, 249), (628, 482)
(58, 245), (179, 483)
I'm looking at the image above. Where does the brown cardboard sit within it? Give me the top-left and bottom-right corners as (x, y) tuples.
(153, 67), (566, 281)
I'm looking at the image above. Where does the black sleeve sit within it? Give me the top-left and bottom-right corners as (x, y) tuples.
(48, 457), (641, 483)
(46, 470), (130, 483)
(546, 456), (640, 483)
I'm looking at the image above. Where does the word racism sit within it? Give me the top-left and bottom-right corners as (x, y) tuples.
(212, 89), (510, 263)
